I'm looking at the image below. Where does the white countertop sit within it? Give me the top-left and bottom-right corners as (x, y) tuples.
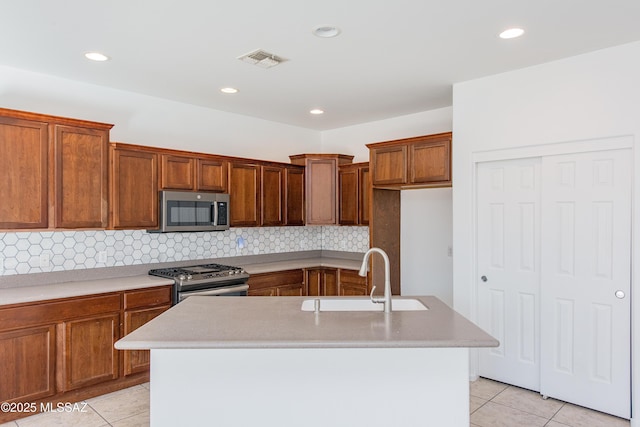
(115, 295), (499, 350)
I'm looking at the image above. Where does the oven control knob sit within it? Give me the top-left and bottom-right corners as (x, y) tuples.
(187, 274), (193, 280)
(178, 274), (187, 281)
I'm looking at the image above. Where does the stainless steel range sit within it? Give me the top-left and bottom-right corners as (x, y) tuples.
(149, 263), (250, 304)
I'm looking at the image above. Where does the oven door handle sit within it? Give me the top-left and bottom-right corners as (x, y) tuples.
(182, 284), (249, 297)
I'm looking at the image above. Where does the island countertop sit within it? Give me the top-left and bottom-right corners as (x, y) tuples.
(115, 295), (498, 350)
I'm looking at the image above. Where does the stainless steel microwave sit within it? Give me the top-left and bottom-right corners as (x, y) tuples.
(150, 191), (230, 232)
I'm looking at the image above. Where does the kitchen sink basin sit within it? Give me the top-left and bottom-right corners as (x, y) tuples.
(300, 298), (428, 312)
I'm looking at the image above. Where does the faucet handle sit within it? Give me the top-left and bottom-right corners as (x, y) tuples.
(370, 286), (382, 304)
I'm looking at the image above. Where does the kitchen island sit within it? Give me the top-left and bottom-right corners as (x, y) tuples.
(115, 295), (498, 427)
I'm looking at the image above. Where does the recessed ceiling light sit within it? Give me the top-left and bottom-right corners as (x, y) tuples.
(310, 109), (324, 115)
(220, 87), (239, 94)
(312, 26), (341, 38)
(84, 52), (110, 62)
(499, 28), (525, 39)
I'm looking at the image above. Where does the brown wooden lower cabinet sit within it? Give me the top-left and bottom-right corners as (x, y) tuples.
(0, 325), (56, 403)
(0, 285), (172, 423)
(248, 267), (367, 297)
(305, 268), (338, 296)
(248, 269), (305, 296)
(338, 269), (368, 296)
(57, 313), (120, 392)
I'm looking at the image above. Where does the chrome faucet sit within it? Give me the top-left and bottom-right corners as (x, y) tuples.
(358, 247), (392, 313)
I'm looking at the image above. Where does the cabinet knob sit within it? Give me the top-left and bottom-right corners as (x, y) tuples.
(615, 290), (626, 299)
(481, 276), (488, 282)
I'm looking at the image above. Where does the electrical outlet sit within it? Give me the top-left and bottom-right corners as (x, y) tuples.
(98, 251), (108, 263)
(39, 252), (50, 268)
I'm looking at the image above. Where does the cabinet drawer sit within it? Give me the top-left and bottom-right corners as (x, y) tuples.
(124, 286), (173, 310)
(0, 294), (121, 332)
(248, 269), (304, 291)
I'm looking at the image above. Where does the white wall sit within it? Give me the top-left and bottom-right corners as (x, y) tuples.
(321, 107), (452, 162)
(400, 188), (453, 305)
(452, 41), (640, 422)
(0, 65), (318, 163)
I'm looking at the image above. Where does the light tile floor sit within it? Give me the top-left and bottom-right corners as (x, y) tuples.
(1, 378), (631, 426)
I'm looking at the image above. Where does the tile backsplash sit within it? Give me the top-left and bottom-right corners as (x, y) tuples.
(0, 226), (369, 276)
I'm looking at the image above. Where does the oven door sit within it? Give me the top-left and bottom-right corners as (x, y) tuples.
(178, 283), (249, 302)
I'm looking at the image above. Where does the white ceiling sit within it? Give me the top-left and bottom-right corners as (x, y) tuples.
(2, 0), (640, 130)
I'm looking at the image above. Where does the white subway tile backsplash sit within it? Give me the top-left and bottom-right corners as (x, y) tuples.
(0, 226), (369, 276)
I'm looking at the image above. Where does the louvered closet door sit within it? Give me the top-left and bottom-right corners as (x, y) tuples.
(477, 158), (542, 391)
(540, 149), (631, 419)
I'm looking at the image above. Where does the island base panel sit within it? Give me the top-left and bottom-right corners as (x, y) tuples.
(150, 347), (469, 427)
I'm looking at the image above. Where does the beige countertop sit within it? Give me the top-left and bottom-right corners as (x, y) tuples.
(0, 275), (175, 306)
(242, 256), (361, 274)
(115, 295), (499, 350)
(0, 254), (363, 306)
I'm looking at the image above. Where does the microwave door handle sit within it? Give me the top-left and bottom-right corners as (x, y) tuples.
(212, 201), (218, 226)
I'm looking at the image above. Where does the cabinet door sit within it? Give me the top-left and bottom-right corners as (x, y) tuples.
(123, 305), (170, 375)
(57, 313), (119, 391)
(359, 166), (370, 225)
(0, 325), (55, 403)
(371, 145), (407, 186)
(409, 138), (451, 184)
(305, 268), (338, 296)
(339, 167), (359, 225)
(54, 125), (109, 228)
(306, 158), (338, 225)
(160, 154), (195, 190)
(285, 167), (305, 226)
(338, 269), (368, 296)
(197, 158), (228, 192)
(0, 117), (48, 229)
(229, 162), (260, 227)
(261, 166), (284, 226)
(110, 148), (158, 228)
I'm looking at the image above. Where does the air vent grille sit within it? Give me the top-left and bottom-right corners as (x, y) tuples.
(238, 49), (287, 69)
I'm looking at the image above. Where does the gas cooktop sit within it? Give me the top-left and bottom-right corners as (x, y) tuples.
(149, 263), (248, 282)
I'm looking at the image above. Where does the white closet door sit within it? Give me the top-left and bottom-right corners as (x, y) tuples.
(477, 158), (541, 390)
(540, 149), (631, 419)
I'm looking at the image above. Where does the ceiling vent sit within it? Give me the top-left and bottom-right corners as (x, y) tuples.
(237, 49), (287, 69)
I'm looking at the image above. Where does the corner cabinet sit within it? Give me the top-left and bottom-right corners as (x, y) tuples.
(368, 132), (451, 189)
(289, 154), (354, 225)
(0, 108), (113, 230)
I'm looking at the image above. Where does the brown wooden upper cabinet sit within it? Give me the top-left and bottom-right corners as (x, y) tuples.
(338, 162), (370, 226)
(261, 165), (285, 226)
(109, 143), (159, 229)
(0, 108), (112, 230)
(289, 154), (354, 225)
(229, 161), (261, 227)
(368, 132), (452, 189)
(160, 153), (228, 192)
(284, 166), (305, 226)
